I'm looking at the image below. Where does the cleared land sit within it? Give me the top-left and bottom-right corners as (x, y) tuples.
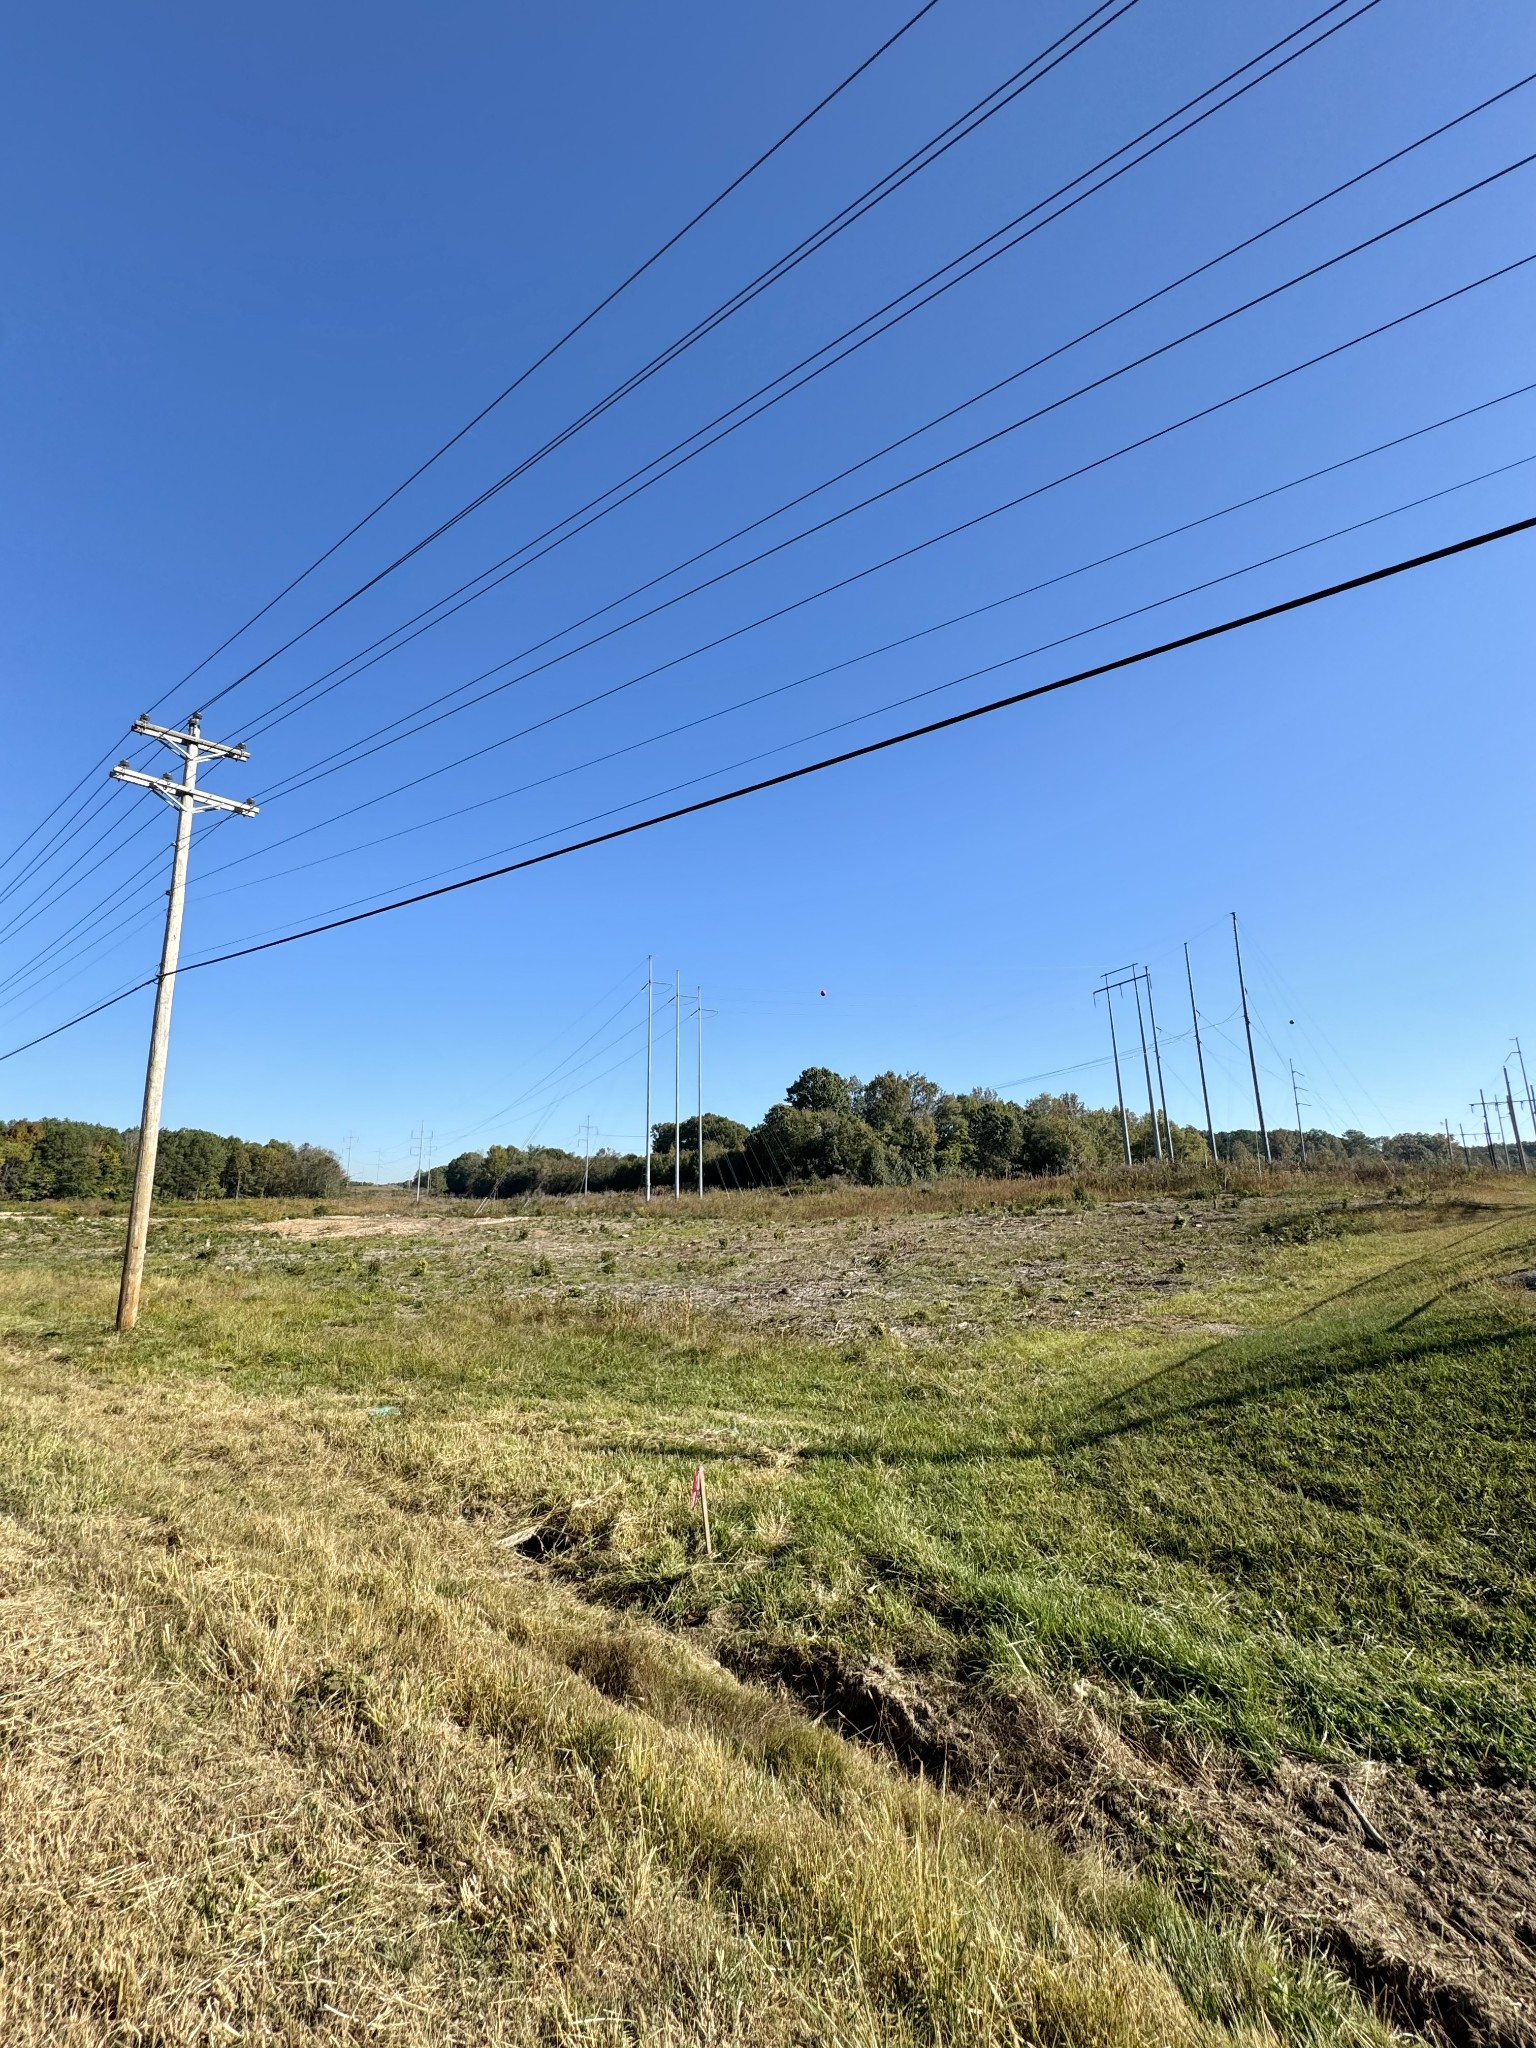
(0, 1173), (1532, 2046)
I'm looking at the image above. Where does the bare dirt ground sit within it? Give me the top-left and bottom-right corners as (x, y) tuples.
(716, 1642), (1536, 2048)
(252, 1191), (1264, 1342)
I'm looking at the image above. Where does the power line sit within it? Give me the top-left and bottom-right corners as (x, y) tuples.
(166, 441), (1536, 952)
(5, 513), (1529, 1067)
(247, 219), (1536, 817)
(195, 0), (1134, 716)
(234, 0), (1419, 751)
(159, 0), (949, 705)
(8, 323), (1532, 1031)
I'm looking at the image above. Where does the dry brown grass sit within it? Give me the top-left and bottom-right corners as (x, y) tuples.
(0, 1327), (1382, 2047)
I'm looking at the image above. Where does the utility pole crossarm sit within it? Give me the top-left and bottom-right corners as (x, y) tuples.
(131, 714), (249, 761)
(111, 762), (258, 816)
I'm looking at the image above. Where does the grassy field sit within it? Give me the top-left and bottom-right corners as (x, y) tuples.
(1, 1171), (1532, 2044)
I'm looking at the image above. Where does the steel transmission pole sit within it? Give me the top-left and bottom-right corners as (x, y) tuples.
(1290, 1062), (1308, 1168)
(1096, 979), (1133, 1167)
(1505, 1070), (1530, 1173)
(1231, 913), (1271, 1164)
(696, 987), (705, 1198)
(1143, 968), (1174, 1165)
(1184, 943), (1218, 1164)
(1130, 972), (1162, 1161)
(673, 968), (682, 1201)
(109, 714), (257, 1331)
(644, 958), (653, 1202)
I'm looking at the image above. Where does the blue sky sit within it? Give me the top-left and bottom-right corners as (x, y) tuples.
(2, 0), (1533, 1177)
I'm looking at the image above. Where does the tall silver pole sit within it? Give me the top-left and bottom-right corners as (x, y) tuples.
(1144, 968), (1174, 1165)
(644, 958), (653, 1201)
(1185, 943), (1217, 1165)
(1232, 913), (1271, 1165)
(1131, 973), (1162, 1160)
(117, 730), (199, 1330)
(1504, 1070), (1530, 1173)
(1099, 982), (1132, 1167)
(696, 987), (705, 1198)
(674, 967), (682, 1201)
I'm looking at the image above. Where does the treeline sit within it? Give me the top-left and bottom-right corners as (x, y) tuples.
(0, 1119), (345, 1201)
(442, 1068), (1468, 1197)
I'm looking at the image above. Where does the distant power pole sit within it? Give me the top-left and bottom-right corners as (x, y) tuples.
(579, 1118), (595, 1195)
(1492, 1096), (1512, 1172)
(674, 967), (682, 1202)
(1443, 1120), (1457, 1170)
(695, 987), (705, 1198)
(1290, 1062), (1308, 1168)
(341, 1133), (356, 1179)
(1504, 1070), (1530, 1173)
(1095, 977), (1133, 1167)
(644, 958), (654, 1202)
(1143, 968), (1175, 1165)
(1231, 913), (1271, 1165)
(1515, 1039), (1536, 1136)
(1460, 1123), (1474, 1171)
(1476, 1093), (1499, 1170)
(109, 714), (257, 1332)
(1129, 971), (1162, 1161)
(1185, 943), (1218, 1164)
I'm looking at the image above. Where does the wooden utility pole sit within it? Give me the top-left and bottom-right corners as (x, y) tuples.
(1290, 1061), (1308, 1168)
(1129, 972), (1162, 1161)
(110, 715), (256, 1331)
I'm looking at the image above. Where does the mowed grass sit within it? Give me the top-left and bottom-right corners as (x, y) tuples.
(0, 1196), (1417, 2039)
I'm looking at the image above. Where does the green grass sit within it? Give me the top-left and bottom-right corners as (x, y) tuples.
(4, 1182), (1533, 1788)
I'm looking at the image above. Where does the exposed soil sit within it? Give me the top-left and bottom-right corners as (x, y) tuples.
(249, 1194), (1267, 1343)
(724, 1642), (1536, 2048)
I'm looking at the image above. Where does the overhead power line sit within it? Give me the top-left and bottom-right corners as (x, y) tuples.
(247, 206), (1536, 814)
(195, 0), (1136, 715)
(244, 1), (1488, 754)
(5, 513), (1529, 1067)
(208, 0), (1380, 734)
(161, 0), (949, 703)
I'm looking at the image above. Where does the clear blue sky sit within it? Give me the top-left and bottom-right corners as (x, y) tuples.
(2, 0), (1532, 1177)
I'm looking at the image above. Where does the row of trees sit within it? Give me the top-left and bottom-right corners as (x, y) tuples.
(0, 1119), (345, 1202)
(440, 1067), (1467, 1197)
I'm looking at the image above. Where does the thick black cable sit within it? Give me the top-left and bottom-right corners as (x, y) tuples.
(251, 199), (1536, 812)
(5, 513), (1528, 1067)
(247, 0), (1459, 753)
(8, 258), (1529, 1025)
(116, 444), (1533, 963)
(177, 377), (1536, 914)
(161, 0), (947, 705)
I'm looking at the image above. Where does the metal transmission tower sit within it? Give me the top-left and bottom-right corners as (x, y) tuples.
(109, 715), (256, 1331)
